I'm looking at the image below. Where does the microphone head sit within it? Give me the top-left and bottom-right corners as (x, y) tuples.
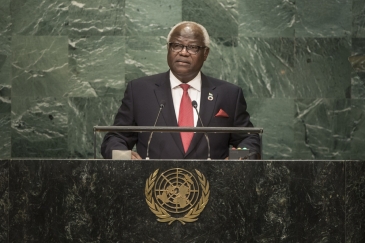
(160, 100), (166, 108)
(192, 100), (198, 108)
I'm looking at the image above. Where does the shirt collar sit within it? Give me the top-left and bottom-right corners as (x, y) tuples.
(170, 71), (201, 92)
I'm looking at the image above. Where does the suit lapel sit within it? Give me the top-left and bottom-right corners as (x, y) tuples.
(185, 73), (218, 157)
(154, 71), (185, 155)
(199, 73), (218, 127)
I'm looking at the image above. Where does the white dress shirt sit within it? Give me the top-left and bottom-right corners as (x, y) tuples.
(170, 71), (201, 126)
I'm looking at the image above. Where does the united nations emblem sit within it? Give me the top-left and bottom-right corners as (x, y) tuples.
(145, 168), (210, 225)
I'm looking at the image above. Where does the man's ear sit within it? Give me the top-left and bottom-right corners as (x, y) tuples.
(203, 48), (210, 61)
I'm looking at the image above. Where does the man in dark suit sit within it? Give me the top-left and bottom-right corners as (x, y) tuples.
(101, 21), (260, 160)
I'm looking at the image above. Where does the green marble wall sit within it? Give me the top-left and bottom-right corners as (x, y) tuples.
(0, 0), (364, 159)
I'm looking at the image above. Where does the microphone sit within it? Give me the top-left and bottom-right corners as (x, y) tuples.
(192, 100), (211, 160)
(146, 100), (165, 160)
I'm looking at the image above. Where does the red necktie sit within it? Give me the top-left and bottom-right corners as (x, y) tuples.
(178, 84), (194, 152)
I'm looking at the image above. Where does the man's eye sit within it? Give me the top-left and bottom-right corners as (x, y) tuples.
(172, 43), (182, 48)
(188, 45), (199, 51)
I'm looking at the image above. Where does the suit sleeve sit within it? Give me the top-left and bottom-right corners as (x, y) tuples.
(230, 88), (261, 157)
(101, 81), (138, 159)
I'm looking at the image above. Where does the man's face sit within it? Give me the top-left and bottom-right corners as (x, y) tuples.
(167, 24), (209, 83)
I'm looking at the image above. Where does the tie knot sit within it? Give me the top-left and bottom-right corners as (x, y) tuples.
(180, 84), (190, 91)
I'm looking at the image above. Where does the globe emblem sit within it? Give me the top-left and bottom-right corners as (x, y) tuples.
(154, 168), (200, 213)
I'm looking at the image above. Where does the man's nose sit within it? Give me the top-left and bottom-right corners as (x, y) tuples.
(179, 46), (190, 55)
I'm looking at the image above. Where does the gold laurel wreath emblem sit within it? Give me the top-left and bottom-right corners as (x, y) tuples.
(145, 169), (210, 225)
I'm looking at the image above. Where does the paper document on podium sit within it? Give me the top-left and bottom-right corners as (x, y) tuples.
(112, 150), (131, 160)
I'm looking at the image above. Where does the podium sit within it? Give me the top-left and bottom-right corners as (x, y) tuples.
(1, 159), (364, 242)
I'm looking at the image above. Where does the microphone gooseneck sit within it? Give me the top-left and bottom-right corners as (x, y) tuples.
(146, 100), (165, 160)
(192, 100), (211, 160)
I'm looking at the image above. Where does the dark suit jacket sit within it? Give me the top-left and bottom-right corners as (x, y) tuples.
(101, 71), (260, 159)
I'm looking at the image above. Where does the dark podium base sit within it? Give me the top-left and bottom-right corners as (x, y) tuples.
(1, 159), (364, 242)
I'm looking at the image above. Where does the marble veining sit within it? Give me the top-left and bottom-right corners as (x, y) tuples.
(295, 0), (352, 37)
(69, 0), (125, 36)
(346, 161), (365, 242)
(67, 97), (121, 159)
(0, 0), (364, 160)
(352, 0), (365, 37)
(350, 100), (365, 160)
(3, 159), (362, 242)
(10, 0), (69, 36)
(68, 36), (126, 97)
(0, 98), (11, 159)
(350, 38), (365, 99)
(201, 37), (239, 84)
(125, 36), (168, 82)
(294, 99), (352, 159)
(0, 161), (8, 242)
(237, 37), (295, 98)
(11, 97), (68, 158)
(183, 0), (238, 38)
(247, 98), (294, 159)
(11, 36), (69, 98)
(294, 38), (351, 99)
(125, 0), (182, 36)
(0, 35), (11, 87)
(238, 0), (295, 37)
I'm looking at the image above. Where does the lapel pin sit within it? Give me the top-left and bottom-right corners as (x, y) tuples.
(208, 93), (213, 101)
